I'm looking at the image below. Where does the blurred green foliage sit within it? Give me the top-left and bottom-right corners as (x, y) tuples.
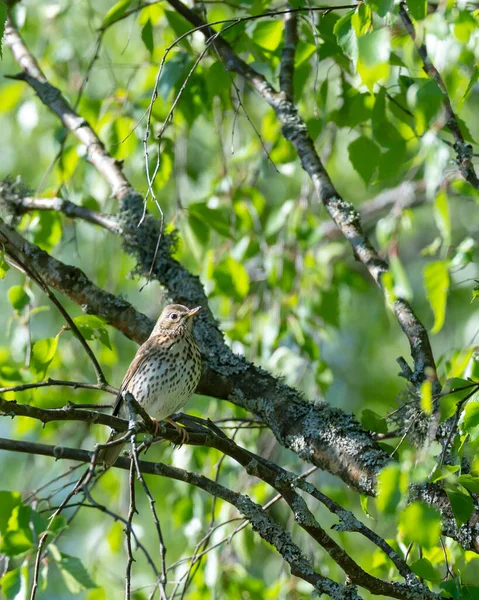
(0, 0), (479, 597)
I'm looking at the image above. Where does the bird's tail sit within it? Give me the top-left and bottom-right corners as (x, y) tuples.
(97, 431), (125, 466)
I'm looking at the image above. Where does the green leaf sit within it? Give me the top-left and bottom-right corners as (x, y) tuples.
(406, 0), (427, 20)
(407, 79), (443, 135)
(264, 200), (294, 238)
(457, 475), (479, 494)
(158, 53), (190, 101)
(74, 316), (112, 349)
(0, 568), (21, 599)
(366, 0), (393, 17)
(57, 554), (97, 593)
(463, 402), (479, 432)
(434, 189), (451, 248)
(252, 20), (283, 51)
(440, 578), (462, 600)
(0, 2), (7, 60)
(420, 380), (433, 415)
(188, 202), (231, 238)
(348, 136), (380, 185)
(351, 4), (372, 37)
(359, 494), (372, 518)
(101, 0), (132, 28)
(0, 505), (47, 557)
(410, 558), (441, 581)
(141, 18), (154, 54)
(446, 487), (474, 528)
(440, 378), (476, 422)
(430, 464), (460, 483)
(361, 409), (387, 433)
(357, 29), (390, 91)
(0, 248), (10, 279)
(333, 10), (358, 63)
(377, 464), (403, 514)
(463, 66), (479, 101)
(213, 257), (250, 300)
(0, 492), (21, 534)
(164, 10), (192, 39)
(31, 211), (63, 252)
(424, 261), (449, 334)
(8, 285), (30, 311)
(30, 337), (59, 381)
(399, 502), (441, 549)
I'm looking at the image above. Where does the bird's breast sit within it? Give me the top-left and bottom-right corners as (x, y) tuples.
(125, 334), (201, 420)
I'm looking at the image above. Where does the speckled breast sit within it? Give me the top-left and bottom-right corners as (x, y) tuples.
(123, 333), (201, 420)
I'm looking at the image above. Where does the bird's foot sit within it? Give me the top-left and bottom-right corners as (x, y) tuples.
(150, 418), (162, 436)
(165, 417), (190, 447)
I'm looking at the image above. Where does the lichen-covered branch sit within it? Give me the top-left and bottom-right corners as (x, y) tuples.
(0, 436), (359, 600)
(0, 216), (390, 496)
(279, 10), (298, 102)
(0, 180), (121, 233)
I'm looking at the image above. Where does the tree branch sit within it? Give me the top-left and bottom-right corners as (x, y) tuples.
(0, 436), (358, 600)
(0, 180), (121, 234)
(398, 4), (479, 189)
(279, 9), (298, 102)
(160, 0), (438, 389)
(0, 216), (390, 495)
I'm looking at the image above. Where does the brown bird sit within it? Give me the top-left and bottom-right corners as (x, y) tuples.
(98, 304), (202, 465)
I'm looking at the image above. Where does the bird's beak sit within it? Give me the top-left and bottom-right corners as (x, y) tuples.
(187, 306), (202, 318)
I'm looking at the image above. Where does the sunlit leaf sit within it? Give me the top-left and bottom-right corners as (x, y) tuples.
(30, 337), (59, 381)
(420, 380), (432, 415)
(357, 29), (390, 91)
(463, 402), (479, 433)
(399, 502), (441, 549)
(406, 0), (427, 20)
(8, 285), (30, 311)
(424, 261), (449, 334)
(377, 465), (404, 514)
(0, 248), (10, 279)
(101, 0), (132, 28)
(252, 21), (283, 51)
(0, 568), (21, 599)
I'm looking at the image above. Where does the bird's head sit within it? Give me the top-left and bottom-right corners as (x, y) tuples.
(151, 304), (201, 336)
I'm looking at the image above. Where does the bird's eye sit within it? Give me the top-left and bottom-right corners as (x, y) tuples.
(169, 313), (178, 320)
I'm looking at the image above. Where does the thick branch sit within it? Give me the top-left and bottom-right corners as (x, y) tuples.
(0, 216), (389, 495)
(279, 10), (298, 102)
(0, 436), (357, 600)
(2, 10), (434, 490)
(398, 4), (478, 189)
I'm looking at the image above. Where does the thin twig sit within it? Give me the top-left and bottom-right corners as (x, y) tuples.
(399, 3), (479, 188)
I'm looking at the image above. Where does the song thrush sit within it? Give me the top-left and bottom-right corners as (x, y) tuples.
(98, 304), (202, 465)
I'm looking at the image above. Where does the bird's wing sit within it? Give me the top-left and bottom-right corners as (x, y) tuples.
(111, 337), (161, 417)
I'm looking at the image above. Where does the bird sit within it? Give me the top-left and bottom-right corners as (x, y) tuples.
(98, 303), (202, 465)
